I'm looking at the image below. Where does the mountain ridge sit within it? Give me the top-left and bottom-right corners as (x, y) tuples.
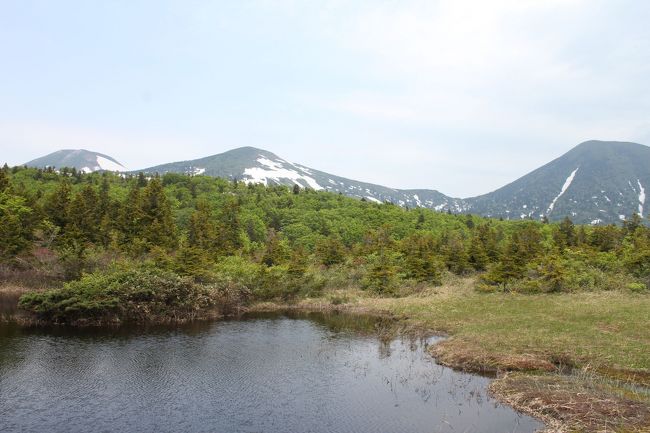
(20, 140), (650, 224)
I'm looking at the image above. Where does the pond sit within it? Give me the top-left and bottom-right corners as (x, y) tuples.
(0, 312), (544, 433)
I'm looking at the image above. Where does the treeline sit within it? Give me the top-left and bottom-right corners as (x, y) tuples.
(1, 165), (649, 299)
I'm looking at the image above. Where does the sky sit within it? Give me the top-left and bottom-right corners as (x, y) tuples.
(1, 0), (649, 197)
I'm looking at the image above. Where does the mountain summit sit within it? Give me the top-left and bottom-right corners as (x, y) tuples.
(139, 146), (465, 211)
(24, 149), (126, 173)
(466, 140), (650, 224)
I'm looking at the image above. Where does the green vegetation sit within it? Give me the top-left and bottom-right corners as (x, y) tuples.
(18, 267), (249, 325)
(0, 166), (649, 319)
(2, 166), (649, 298)
(1, 165), (649, 431)
(255, 281), (650, 373)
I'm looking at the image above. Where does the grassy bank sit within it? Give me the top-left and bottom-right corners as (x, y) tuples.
(15, 267), (250, 326)
(6, 270), (650, 431)
(252, 278), (650, 433)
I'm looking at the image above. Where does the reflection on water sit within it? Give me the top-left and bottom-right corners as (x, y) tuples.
(0, 312), (543, 433)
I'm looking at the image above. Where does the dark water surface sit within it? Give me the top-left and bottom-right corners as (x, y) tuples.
(0, 312), (543, 433)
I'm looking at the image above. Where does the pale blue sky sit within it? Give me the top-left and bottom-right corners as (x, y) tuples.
(1, 0), (649, 197)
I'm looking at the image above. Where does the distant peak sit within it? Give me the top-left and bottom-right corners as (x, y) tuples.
(574, 140), (646, 149)
(24, 149), (125, 172)
(231, 146), (276, 154)
(218, 146), (280, 159)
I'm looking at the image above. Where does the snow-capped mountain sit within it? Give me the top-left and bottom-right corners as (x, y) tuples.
(138, 146), (465, 211)
(21, 140), (650, 224)
(465, 141), (650, 224)
(134, 141), (650, 223)
(24, 149), (126, 173)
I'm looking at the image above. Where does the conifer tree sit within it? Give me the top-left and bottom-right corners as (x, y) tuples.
(44, 179), (72, 230)
(464, 214), (475, 229)
(118, 184), (144, 246)
(554, 217), (576, 248)
(261, 228), (288, 266)
(140, 177), (177, 249)
(188, 200), (218, 251)
(401, 233), (442, 284)
(442, 231), (470, 275)
(623, 213), (643, 236)
(468, 233), (489, 271)
(363, 226), (398, 293)
(0, 192), (33, 260)
(481, 231), (527, 290)
(288, 245), (308, 278)
(476, 224), (500, 261)
(575, 225), (587, 246)
(622, 227), (650, 278)
(96, 177), (113, 247)
(535, 255), (567, 293)
(217, 198), (243, 254)
(175, 245), (213, 279)
(137, 172), (147, 188)
(0, 166), (9, 191)
(516, 223), (543, 260)
(365, 250), (398, 294)
(315, 236), (347, 266)
(415, 212), (425, 229)
(67, 185), (100, 243)
(98, 176), (111, 218)
(588, 225), (621, 252)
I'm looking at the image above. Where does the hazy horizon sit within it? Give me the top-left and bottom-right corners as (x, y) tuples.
(2, 1), (649, 196)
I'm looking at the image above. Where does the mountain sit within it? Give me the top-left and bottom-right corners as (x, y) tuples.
(24, 149), (126, 173)
(139, 141), (650, 224)
(465, 141), (650, 224)
(138, 146), (467, 211)
(22, 140), (650, 225)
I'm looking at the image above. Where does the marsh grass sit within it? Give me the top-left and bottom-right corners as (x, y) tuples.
(348, 278), (650, 373)
(0, 286), (30, 320)
(253, 277), (650, 432)
(253, 278), (650, 374)
(490, 372), (650, 433)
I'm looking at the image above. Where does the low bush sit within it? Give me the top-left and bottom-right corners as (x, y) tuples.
(18, 267), (250, 325)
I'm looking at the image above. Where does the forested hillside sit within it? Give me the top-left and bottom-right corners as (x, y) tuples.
(1, 164), (649, 323)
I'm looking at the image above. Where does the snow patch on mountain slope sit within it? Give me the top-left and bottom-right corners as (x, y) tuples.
(243, 156), (323, 190)
(547, 167), (579, 215)
(96, 156), (126, 172)
(638, 179), (645, 216)
(294, 164), (314, 175)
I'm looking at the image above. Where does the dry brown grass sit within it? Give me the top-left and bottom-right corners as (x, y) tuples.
(490, 373), (650, 433)
(430, 338), (557, 374)
(0, 285), (32, 320)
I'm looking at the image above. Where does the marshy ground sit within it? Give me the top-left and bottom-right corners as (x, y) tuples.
(252, 277), (650, 433)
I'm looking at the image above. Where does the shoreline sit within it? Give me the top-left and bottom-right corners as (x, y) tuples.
(3, 286), (650, 432)
(248, 298), (650, 433)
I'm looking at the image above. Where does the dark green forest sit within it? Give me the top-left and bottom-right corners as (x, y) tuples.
(1, 165), (648, 323)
